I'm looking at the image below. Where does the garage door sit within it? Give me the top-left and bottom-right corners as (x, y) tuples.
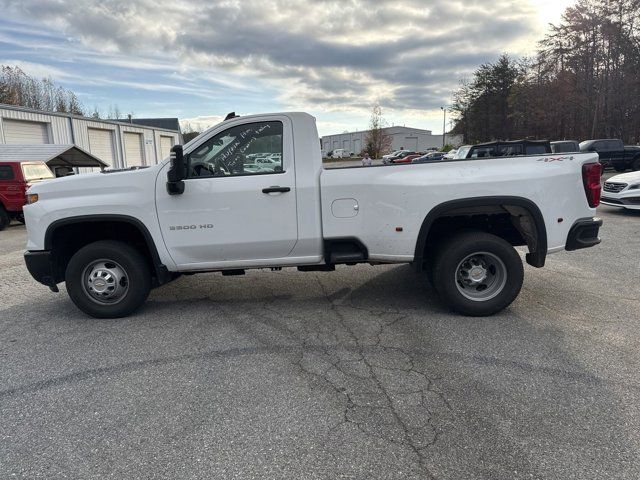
(3, 119), (50, 144)
(88, 128), (116, 166)
(405, 137), (418, 150)
(124, 132), (144, 167)
(160, 135), (174, 160)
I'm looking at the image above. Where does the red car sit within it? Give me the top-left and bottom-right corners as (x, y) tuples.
(0, 160), (54, 230)
(392, 154), (422, 164)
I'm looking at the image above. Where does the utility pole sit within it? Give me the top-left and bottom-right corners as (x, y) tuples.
(441, 106), (447, 148)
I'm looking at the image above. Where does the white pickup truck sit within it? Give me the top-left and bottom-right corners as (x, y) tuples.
(23, 112), (603, 318)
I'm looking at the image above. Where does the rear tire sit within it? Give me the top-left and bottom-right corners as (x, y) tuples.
(0, 205), (9, 231)
(614, 164), (626, 172)
(431, 231), (524, 316)
(65, 240), (151, 318)
(633, 158), (640, 171)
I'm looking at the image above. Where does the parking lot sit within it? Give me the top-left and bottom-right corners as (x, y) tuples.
(1, 184), (639, 479)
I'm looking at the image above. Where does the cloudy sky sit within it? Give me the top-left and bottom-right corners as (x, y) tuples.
(0, 0), (573, 136)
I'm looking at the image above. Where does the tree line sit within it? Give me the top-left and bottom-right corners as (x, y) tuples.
(451, 0), (640, 144)
(0, 65), (131, 120)
(0, 66), (84, 115)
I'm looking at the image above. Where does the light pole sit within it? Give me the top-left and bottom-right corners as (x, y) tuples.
(440, 106), (447, 149)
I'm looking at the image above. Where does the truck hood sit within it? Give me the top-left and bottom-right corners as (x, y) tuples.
(28, 165), (162, 195)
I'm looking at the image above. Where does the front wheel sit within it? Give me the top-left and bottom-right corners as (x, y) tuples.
(65, 240), (151, 318)
(633, 158), (640, 171)
(614, 164), (626, 172)
(431, 231), (524, 316)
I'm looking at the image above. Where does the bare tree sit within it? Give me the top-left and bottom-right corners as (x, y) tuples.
(364, 105), (392, 158)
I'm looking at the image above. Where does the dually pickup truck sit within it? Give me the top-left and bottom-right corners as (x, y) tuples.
(23, 112), (603, 318)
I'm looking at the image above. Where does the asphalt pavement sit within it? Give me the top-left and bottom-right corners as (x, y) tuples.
(1, 183), (639, 479)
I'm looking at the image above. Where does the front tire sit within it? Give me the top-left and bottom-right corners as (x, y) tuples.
(431, 231), (524, 316)
(65, 240), (151, 318)
(633, 158), (640, 171)
(614, 164), (626, 172)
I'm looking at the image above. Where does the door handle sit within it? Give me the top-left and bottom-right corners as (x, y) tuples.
(262, 186), (291, 194)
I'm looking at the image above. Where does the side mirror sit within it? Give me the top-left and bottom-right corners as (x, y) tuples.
(167, 145), (186, 195)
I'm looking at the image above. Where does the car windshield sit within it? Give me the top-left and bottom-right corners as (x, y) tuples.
(21, 163), (54, 181)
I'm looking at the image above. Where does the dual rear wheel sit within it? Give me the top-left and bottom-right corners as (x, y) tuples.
(429, 231), (524, 316)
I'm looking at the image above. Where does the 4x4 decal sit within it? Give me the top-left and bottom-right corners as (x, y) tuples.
(537, 156), (574, 162)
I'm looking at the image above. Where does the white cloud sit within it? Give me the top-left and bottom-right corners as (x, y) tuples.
(1, 0), (574, 131)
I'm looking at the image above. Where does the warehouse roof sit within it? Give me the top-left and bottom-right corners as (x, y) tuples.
(0, 103), (181, 134)
(0, 144), (108, 168)
(117, 118), (181, 132)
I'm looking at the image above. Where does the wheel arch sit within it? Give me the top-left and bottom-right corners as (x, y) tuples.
(44, 214), (171, 286)
(414, 196), (548, 269)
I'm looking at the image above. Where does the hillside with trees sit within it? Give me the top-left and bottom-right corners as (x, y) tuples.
(451, 0), (640, 144)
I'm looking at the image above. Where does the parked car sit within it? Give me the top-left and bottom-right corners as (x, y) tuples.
(24, 111), (602, 319)
(0, 160), (55, 230)
(600, 171), (640, 210)
(579, 139), (640, 172)
(382, 150), (403, 162)
(392, 154), (422, 164)
(413, 152), (445, 163)
(460, 140), (551, 159)
(551, 140), (580, 153)
(444, 149), (457, 159)
(383, 150), (417, 164)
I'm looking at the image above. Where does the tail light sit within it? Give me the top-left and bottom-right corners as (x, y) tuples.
(582, 162), (602, 208)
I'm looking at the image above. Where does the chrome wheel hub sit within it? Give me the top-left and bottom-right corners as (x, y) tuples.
(456, 252), (507, 302)
(82, 260), (129, 304)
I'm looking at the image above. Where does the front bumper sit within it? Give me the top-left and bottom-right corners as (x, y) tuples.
(601, 194), (640, 209)
(565, 217), (603, 251)
(24, 250), (59, 292)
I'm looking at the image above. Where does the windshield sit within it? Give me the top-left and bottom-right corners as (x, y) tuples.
(454, 146), (471, 159)
(21, 163), (54, 182)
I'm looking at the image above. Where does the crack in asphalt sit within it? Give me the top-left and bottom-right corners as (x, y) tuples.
(287, 276), (451, 478)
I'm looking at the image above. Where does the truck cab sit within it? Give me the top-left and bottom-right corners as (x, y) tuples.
(0, 160), (54, 230)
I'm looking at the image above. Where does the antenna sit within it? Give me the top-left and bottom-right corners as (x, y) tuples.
(224, 112), (239, 121)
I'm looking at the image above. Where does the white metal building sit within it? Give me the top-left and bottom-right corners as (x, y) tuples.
(0, 104), (182, 170)
(321, 126), (463, 157)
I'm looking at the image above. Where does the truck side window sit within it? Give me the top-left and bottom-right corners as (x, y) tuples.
(606, 140), (623, 150)
(525, 145), (548, 155)
(498, 145), (523, 156)
(187, 121), (284, 178)
(0, 166), (14, 180)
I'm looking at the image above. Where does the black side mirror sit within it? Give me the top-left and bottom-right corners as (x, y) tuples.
(167, 145), (186, 195)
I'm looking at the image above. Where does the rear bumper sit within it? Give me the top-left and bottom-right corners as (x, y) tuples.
(24, 250), (59, 292)
(565, 217), (602, 251)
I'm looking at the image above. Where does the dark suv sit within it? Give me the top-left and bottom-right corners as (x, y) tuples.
(579, 139), (640, 172)
(461, 140), (551, 159)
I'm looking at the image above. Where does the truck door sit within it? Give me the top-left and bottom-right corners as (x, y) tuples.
(155, 117), (298, 268)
